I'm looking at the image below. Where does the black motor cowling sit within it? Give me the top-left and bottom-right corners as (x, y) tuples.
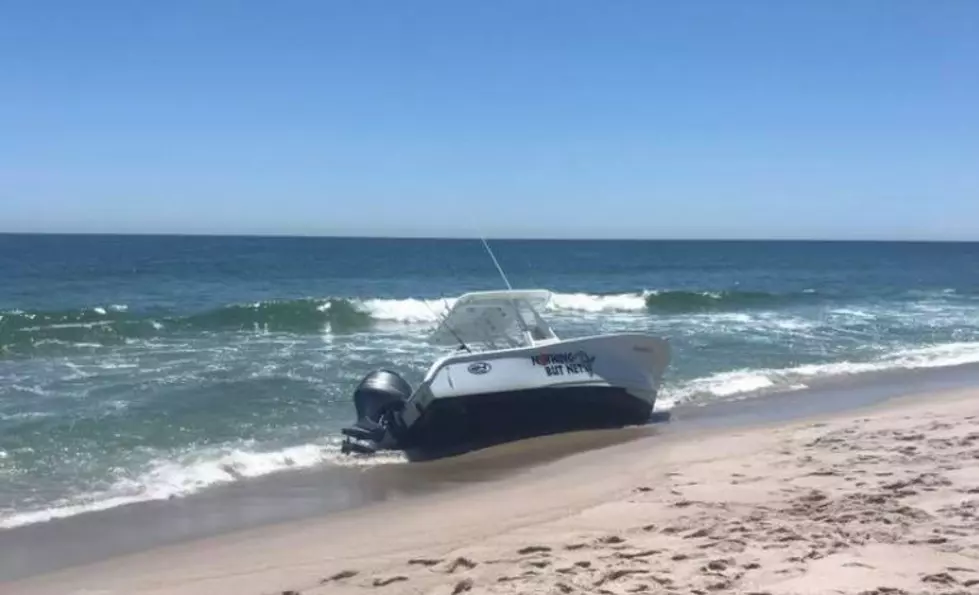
(353, 369), (411, 422)
(341, 369), (412, 452)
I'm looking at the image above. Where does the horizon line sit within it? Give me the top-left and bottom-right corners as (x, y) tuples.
(1, 230), (978, 243)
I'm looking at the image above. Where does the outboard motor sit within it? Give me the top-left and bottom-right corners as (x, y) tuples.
(341, 369), (412, 455)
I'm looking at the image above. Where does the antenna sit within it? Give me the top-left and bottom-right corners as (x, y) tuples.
(481, 237), (512, 290)
(422, 297), (471, 353)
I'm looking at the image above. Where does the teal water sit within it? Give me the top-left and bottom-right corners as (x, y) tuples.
(3, 234), (979, 528)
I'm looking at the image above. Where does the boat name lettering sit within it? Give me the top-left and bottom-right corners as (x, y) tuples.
(530, 351), (593, 366)
(530, 351), (595, 377)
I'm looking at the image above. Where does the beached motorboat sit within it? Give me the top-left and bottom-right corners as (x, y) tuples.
(340, 288), (671, 460)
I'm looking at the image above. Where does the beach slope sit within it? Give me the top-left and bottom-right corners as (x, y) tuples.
(4, 390), (979, 595)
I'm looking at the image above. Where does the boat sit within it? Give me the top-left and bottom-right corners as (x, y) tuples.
(339, 286), (672, 461)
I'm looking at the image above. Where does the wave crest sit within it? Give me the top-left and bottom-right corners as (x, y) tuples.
(0, 440), (405, 529)
(644, 289), (810, 312)
(181, 298), (373, 332)
(1, 287), (952, 354)
(661, 341), (979, 409)
(547, 292), (647, 312)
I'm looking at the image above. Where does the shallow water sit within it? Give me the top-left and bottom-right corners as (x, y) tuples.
(3, 234), (979, 529)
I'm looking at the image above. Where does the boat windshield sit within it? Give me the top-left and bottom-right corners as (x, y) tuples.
(429, 290), (557, 351)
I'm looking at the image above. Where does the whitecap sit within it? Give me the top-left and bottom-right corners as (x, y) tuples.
(355, 298), (452, 323)
(547, 292), (647, 313)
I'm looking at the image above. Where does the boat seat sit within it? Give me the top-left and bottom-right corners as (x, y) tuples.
(530, 326), (549, 340)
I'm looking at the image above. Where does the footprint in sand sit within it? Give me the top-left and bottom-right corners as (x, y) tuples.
(807, 468), (840, 477)
(594, 568), (647, 587)
(843, 562), (874, 569)
(616, 549), (661, 560)
(920, 572), (958, 585)
(444, 557), (478, 573)
(497, 570), (538, 582)
(704, 558), (734, 572)
(451, 578), (473, 594)
(517, 545), (552, 555)
(685, 527), (712, 539)
(707, 578), (733, 590)
(371, 576), (408, 587)
(322, 570), (359, 583)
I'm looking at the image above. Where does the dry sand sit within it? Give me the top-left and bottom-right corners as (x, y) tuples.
(4, 389), (979, 595)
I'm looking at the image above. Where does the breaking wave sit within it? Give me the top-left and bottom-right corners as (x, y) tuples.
(0, 293), (644, 352)
(642, 289), (819, 312)
(0, 288), (968, 354)
(660, 341), (979, 409)
(518, 289), (819, 314)
(0, 440), (406, 529)
(0, 299), (378, 352)
(548, 292), (648, 312)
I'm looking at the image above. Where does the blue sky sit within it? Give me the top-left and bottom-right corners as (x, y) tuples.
(2, 1), (977, 239)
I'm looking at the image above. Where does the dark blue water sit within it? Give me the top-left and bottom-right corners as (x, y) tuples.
(3, 234), (979, 528)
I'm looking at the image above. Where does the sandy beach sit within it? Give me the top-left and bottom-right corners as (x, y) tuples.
(4, 388), (979, 595)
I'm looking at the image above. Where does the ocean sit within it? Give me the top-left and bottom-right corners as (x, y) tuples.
(3, 234), (979, 531)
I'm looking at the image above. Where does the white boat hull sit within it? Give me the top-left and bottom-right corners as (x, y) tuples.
(403, 333), (669, 423)
(342, 333), (670, 460)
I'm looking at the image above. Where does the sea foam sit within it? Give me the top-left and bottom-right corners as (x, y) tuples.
(351, 291), (648, 322)
(660, 341), (979, 409)
(0, 440), (406, 529)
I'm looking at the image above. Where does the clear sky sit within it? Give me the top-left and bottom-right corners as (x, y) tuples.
(2, 1), (977, 240)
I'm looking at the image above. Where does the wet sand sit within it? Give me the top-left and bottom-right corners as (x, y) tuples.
(4, 384), (979, 595)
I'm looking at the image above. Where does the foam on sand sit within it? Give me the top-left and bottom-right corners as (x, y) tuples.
(660, 341), (979, 409)
(0, 441), (405, 530)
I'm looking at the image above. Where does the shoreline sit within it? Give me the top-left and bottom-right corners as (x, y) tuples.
(3, 383), (979, 595)
(4, 362), (979, 585)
